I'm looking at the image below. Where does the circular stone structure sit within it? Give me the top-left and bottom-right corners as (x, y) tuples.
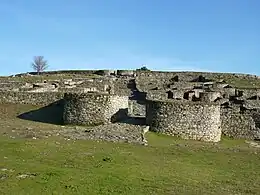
(146, 100), (221, 142)
(63, 93), (129, 125)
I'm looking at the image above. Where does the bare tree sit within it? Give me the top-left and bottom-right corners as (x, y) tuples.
(31, 56), (48, 74)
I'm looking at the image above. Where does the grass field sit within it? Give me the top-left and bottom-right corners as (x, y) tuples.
(0, 104), (260, 195)
(224, 77), (260, 89)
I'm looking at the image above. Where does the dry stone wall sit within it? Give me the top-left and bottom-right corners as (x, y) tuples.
(105, 95), (129, 122)
(146, 100), (221, 142)
(0, 91), (64, 105)
(63, 93), (128, 126)
(146, 90), (168, 101)
(221, 108), (260, 139)
(239, 88), (260, 99)
(136, 71), (259, 82)
(128, 100), (146, 116)
(199, 91), (221, 102)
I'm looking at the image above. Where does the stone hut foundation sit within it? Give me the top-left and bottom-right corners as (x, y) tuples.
(63, 93), (129, 125)
(146, 100), (221, 142)
(199, 91), (221, 102)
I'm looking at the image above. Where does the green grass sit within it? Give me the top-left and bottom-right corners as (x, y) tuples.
(0, 104), (260, 194)
(1, 135), (260, 195)
(224, 77), (260, 89)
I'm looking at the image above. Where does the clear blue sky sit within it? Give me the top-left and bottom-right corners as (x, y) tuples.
(0, 0), (259, 76)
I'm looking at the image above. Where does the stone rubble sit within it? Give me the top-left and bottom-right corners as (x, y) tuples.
(55, 123), (148, 145)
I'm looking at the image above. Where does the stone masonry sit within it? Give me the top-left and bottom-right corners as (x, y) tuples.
(146, 100), (221, 142)
(63, 93), (128, 125)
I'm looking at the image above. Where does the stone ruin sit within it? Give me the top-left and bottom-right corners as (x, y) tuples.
(63, 93), (128, 126)
(1, 70), (260, 143)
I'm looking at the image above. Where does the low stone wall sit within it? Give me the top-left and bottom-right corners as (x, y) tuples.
(0, 91), (64, 105)
(63, 93), (128, 125)
(128, 100), (146, 116)
(237, 88), (260, 99)
(136, 71), (259, 82)
(146, 100), (221, 142)
(113, 78), (132, 96)
(221, 108), (260, 139)
(221, 88), (236, 98)
(199, 91), (221, 102)
(15, 70), (96, 76)
(146, 90), (167, 101)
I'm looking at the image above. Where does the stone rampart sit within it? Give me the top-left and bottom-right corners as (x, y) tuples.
(136, 71), (259, 82)
(146, 100), (221, 142)
(0, 91), (64, 105)
(15, 70), (96, 76)
(63, 93), (128, 125)
(221, 88), (236, 98)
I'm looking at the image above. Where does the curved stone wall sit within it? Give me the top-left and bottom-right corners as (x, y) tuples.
(146, 100), (221, 142)
(63, 93), (128, 125)
(117, 70), (134, 76)
(221, 108), (260, 139)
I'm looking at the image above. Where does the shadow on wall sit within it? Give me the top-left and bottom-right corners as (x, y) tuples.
(111, 108), (128, 123)
(111, 108), (146, 125)
(17, 100), (64, 125)
(119, 116), (146, 125)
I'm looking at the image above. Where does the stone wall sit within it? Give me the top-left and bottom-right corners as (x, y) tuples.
(136, 71), (259, 82)
(146, 90), (168, 100)
(15, 70), (96, 76)
(113, 78), (132, 96)
(63, 93), (128, 125)
(221, 108), (260, 139)
(106, 95), (129, 122)
(0, 91), (64, 105)
(237, 88), (260, 99)
(199, 91), (221, 102)
(146, 100), (221, 142)
(128, 100), (146, 116)
(13, 70), (259, 81)
(221, 88), (236, 98)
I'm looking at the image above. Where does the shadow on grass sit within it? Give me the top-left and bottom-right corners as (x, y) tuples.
(17, 100), (64, 125)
